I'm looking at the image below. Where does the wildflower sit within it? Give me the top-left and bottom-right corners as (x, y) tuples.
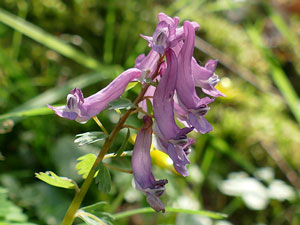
(141, 13), (199, 55)
(192, 59), (225, 97)
(175, 21), (214, 134)
(132, 116), (168, 212)
(153, 49), (193, 176)
(48, 68), (141, 123)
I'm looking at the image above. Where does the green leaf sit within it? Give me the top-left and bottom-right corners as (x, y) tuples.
(113, 207), (227, 220)
(114, 129), (130, 157)
(81, 202), (107, 212)
(75, 132), (107, 146)
(79, 202), (114, 225)
(76, 210), (112, 225)
(0, 187), (38, 224)
(108, 98), (133, 110)
(76, 154), (97, 179)
(146, 99), (153, 115)
(35, 171), (76, 190)
(0, 107), (53, 121)
(125, 81), (138, 92)
(95, 162), (111, 193)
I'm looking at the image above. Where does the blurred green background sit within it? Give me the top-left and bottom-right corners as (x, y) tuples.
(1, 0), (300, 224)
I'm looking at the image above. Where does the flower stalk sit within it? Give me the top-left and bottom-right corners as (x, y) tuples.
(61, 56), (164, 225)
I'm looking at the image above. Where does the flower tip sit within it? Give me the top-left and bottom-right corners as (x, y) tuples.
(205, 59), (218, 72)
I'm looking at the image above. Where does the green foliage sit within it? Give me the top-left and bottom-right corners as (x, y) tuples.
(0, 187), (37, 225)
(75, 132), (107, 147)
(113, 207), (227, 220)
(77, 202), (114, 225)
(76, 154), (97, 179)
(114, 128), (130, 157)
(95, 162), (111, 193)
(35, 171), (76, 190)
(108, 98), (134, 110)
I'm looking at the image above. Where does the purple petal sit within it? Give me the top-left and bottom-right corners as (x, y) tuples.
(48, 68), (141, 123)
(132, 116), (167, 212)
(176, 21), (200, 109)
(47, 105), (78, 120)
(167, 143), (190, 177)
(153, 49), (181, 140)
(192, 59), (225, 97)
(188, 112), (212, 134)
(135, 49), (160, 79)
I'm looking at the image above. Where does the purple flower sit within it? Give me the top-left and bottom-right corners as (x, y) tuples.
(135, 49), (160, 81)
(192, 58), (225, 97)
(153, 49), (193, 176)
(175, 21), (215, 134)
(132, 116), (168, 212)
(141, 13), (199, 55)
(48, 68), (141, 123)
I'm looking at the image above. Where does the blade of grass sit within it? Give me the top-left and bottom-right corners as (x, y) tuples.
(113, 207), (227, 220)
(11, 0), (28, 59)
(247, 25), (300, 124)
(0, 8), (102, 70)
(103, 0), (116, 64)
(0, 106), (53, 120)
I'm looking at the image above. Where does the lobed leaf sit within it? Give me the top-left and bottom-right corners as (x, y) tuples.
(76, 154), (97, 179)
(35, 171), (76, 190)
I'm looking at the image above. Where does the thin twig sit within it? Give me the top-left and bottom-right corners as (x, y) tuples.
(92, 116), (109, 136)
(103, 162), (132, 174)
(122, 124), (140, 131)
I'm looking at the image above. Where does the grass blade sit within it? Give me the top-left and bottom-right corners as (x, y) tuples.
(247, 26), (300, 124)
(113, 207), (227, 220)
(0, 8), (102, 70)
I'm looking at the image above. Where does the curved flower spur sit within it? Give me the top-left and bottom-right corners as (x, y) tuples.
(48, 12), (224, 214)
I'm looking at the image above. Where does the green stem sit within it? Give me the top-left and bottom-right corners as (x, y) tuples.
(61, 107), (134, 225)
(61, 55), (164, 225)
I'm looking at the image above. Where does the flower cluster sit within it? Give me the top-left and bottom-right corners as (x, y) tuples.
(48, 13), (224, 213)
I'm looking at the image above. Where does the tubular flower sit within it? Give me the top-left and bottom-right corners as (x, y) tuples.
(192, 58), (225, 97)
(175, 21), (214, 134)
(172, 41), (224, 98)
(135, 49), (160, 81)
(153, 49), (193, 177)
(132, 116), (168, 212)
(141, 13), (199, 55)
(48, 68), (141, 123)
